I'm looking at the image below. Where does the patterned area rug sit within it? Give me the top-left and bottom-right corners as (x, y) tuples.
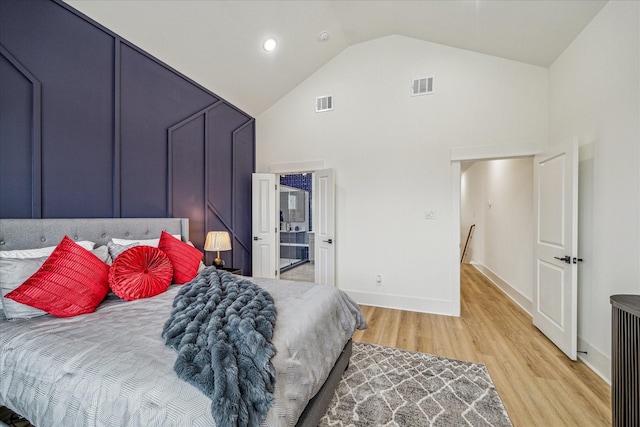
(319, 342), (512, 427)
(0, 342), (512, 427)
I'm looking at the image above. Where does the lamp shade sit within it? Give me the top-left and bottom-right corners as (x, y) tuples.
(204, 231), (232, 252)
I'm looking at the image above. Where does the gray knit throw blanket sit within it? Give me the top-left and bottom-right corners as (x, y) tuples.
(162, 267), (277, 427)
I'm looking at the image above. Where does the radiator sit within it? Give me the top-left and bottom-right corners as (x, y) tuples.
(611, 294), (640, 427)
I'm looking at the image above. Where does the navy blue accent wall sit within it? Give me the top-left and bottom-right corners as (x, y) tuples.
(280, 174), (313, 192)
(0, 0), (255, 274)
(0, 46), (41, 218)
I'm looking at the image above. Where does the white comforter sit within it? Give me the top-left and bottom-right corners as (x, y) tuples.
(0, 278), (366, 427)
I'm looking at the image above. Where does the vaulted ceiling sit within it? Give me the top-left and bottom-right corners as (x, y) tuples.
(65, 0), (607, 117)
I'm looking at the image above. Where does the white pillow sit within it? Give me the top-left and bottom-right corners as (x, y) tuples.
(0, 240), (95, 259)
(0, 257), (49, 320)
(111, 235), (181, 247)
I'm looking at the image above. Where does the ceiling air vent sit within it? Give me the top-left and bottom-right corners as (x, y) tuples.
(316, 95), (333, 112)
(412, 76), (434, 96)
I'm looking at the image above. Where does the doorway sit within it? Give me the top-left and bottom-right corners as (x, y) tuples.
(279, 173), (314, 282)
(455, 138), (579, 361)
(252, 167), (335, 285)
(459, 157), (535, 313)
(450, 142), (540, 315)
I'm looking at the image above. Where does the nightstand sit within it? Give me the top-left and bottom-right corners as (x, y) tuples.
(219, 267), (243, 275)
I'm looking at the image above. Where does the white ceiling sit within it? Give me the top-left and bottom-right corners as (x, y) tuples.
(65, 0), (607, 117)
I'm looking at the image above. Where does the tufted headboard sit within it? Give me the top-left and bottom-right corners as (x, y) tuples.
(0, 218), (189, 251)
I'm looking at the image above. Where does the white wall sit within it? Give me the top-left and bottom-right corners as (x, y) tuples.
(461, 158), (535, 312)
(257, 35), (547, 315)
(548, 0), (640, 382)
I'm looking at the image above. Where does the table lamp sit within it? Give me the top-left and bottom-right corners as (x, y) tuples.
(204, 231), (231, 268)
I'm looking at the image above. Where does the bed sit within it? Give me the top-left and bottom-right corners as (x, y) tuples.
(0, 218), (366, 427)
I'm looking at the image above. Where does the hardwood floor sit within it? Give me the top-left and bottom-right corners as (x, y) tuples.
(352, 263), (611, 426)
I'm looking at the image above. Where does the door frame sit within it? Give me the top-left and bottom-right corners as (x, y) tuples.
(452, 139), (581, 360)
(266, 161), (336, 284)
(450, 141), (544, 317)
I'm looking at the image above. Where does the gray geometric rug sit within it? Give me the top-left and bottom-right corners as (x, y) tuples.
(319, 342), (512, 427)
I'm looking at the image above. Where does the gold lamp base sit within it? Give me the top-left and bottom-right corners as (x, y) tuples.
(213, 251), (225, 268)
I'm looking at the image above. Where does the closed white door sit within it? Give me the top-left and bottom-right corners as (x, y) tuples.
(533, 139), (579, 360)
(252, 173), (277, 278)
(314, 168), (335, 285)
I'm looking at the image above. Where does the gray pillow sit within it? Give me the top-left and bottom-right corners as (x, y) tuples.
(0, 257), (49, 320)
(92, 245), (112, 265)
(107, 241), (139, 261)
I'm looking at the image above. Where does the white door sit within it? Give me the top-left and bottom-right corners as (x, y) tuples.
(252, 173), (277, 278)
(533, 139), (579, 360)
(314, 168), (335, 285)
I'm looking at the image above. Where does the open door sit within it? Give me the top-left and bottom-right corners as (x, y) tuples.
(252, 173), (277, 278)
(314, 168), (335, 285)
(533, 139), (579, 360)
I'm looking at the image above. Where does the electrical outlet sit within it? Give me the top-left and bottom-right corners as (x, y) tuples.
(376, 274), (382, 286)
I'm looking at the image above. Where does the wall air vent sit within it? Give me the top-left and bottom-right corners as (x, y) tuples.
(316, 95), (333, 112)
(412, 76), (434, 96)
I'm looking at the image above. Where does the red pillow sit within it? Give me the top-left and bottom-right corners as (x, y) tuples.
(158, 231), (203, 284)
(6, 236), (110, 317)
(108, 246), (173, 301)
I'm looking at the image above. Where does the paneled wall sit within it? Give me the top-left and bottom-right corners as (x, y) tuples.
(0, 0), (255, 274)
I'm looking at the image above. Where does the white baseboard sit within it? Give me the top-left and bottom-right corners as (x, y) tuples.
(577, 337), (611, 385)
(342, 290), (457, 316)
(469, 262), (533, 315)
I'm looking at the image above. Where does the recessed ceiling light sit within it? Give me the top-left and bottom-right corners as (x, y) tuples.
(263, 38), (277, 52)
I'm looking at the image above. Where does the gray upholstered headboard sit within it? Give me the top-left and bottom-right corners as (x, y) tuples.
(0, 218), (189, 251)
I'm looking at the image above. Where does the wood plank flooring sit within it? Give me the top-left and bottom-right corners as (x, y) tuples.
(352, 263), (611, 426)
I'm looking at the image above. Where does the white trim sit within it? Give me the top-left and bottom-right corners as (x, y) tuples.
(470, 262), (533, 315)
(343, 289), (457, 317)
(450, 143), (543, 319)
(450, 141), (543, 162)
(451, 161), (461, 316)
(577, 337), (611, 385)
(268, 160), (325, 174)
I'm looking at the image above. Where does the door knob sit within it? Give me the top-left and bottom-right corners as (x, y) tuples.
(554, 256), (571, 264)
(323, 238), (333, 244)
(253, 236), (262, 241)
